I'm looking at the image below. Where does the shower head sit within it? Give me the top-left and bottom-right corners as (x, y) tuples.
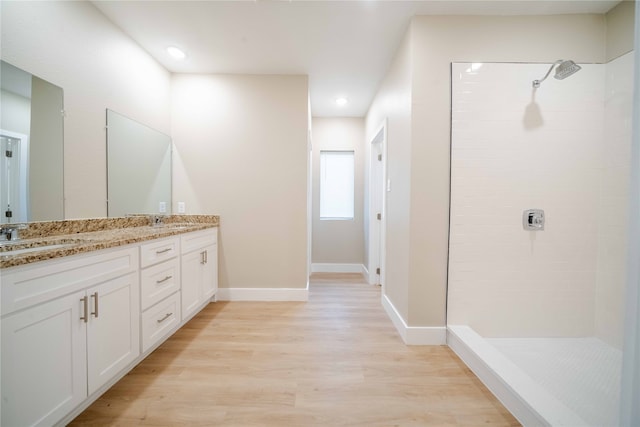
(554, 60), (581, 80)
(532, 60), (582, 88)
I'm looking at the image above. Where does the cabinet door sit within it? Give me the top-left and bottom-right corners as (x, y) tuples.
(1, 290), (87, 427)
(86, 272), (140, 395)
(201, 243), (218, 301)
(181, 249), (203, 320)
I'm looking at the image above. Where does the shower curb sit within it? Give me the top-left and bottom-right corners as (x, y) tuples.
(447, 325), (587, 427)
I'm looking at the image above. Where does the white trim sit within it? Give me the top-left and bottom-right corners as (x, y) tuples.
(381, 294), (446, 345)
(217, 287), (309, 301)
(310, 263), (366, 274)
(367, 120), (388, 288)
(447, 325), (587, 427)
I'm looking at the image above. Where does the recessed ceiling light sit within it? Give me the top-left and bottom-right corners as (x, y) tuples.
(167, 46), (186, 60)
(335, 97), (348, 106)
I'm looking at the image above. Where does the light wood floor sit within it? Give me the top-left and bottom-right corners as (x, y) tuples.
(70, 273), (519, 426)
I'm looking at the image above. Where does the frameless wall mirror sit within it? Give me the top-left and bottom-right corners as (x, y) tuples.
(0, 60), (64, 223)
(106, 109), (171, 217)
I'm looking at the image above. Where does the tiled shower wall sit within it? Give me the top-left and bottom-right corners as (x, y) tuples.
(448, 62), (607, 338)
(596, 52), (634, 349)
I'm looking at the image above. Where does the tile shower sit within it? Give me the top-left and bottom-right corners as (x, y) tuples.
(447, 53), (634, 426)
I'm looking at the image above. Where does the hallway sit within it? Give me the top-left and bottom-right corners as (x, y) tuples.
(71, 274), (518, 426)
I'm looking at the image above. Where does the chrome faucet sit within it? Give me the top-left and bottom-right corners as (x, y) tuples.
(0, 224), (27, 241)
(150, 215), (166, 227)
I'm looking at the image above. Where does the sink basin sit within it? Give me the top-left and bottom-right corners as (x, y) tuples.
(0, 238), (88, 256)
(153, 223), (193, 231)
(1, 244), (74, 256)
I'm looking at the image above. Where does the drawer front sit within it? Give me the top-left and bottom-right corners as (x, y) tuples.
(181, 228), (217, 254)
(141, 292), (181, 353)
(1, 247), (138, 316)
(140, 237), (179, 268)
(141, 258), (181, 311)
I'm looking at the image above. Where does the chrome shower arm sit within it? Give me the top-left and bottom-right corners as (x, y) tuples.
(532, 60), (563, 88)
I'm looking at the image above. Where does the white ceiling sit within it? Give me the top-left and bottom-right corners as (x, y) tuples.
(92, 0), (620, 117)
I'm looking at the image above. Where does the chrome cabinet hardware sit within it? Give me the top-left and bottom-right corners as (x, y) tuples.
(80, 296), (88, 323)
(200, 250), (207, 265)
(156, 275), (173, 284)
(91, 292), (99, 318)
(156, 313), (172, 323)
(155, 248), (172, 254)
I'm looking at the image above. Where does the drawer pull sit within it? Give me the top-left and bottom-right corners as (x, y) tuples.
(80, 296), (88, 323)
(91, 292), (99, 318)
(157, 313), (173, 323)
(156, 275), (173, 284)
(156, 248), (172, 254)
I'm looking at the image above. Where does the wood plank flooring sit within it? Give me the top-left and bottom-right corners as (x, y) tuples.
(70, 273), (519, 426)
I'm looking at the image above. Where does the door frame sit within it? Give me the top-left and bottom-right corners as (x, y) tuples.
(368, 119), (387, 288)
(0, 129), (30, 222)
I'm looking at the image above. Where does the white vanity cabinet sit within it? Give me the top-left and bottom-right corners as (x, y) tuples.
(181, 229), (218, 321)
(1, 225), (219, 426)
(139, 237), (182, 353)
(1, 247), (140, 427)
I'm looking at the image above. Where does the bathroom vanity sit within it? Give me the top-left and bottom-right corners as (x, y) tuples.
(0, 215), (219, 426)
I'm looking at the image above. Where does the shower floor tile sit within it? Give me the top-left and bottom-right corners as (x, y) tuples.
(486, 337), (622, 427)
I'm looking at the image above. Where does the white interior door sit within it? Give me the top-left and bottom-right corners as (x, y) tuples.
(369, 122), (386, 287)
(0, 130), (29, 223)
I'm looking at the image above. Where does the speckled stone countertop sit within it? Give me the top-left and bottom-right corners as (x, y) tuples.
(0, 215), (219, 269)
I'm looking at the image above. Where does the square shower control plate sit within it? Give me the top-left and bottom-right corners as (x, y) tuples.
(523, 209), (545, 230)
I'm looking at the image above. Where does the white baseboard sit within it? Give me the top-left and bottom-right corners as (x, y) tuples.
(381, 294), (446, 345)
(217, 287), (308, 301)
(447, 325), (585, 427)
(311, 263), (366, 274)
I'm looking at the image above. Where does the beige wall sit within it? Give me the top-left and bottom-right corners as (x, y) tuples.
(1, 1), (172, 218)
(311, 118), (365, 265)
(367, 14), (607, 328)
(171, 74), (309, 290)
(365, 31), (413, 320)
(606, 0), (636, 61)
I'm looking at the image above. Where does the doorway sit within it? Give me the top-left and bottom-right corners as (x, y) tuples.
(368, 121), (386, 288)
(0, 130), (29, 223)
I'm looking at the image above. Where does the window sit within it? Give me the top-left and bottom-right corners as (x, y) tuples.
(320, 151), (354, 220)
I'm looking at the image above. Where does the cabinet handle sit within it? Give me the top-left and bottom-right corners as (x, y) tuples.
(156, 248), (172, 254)
(200, 250), (206, 264)
(80, 296), (88, 323)
(157, 313), (173, 323)
(156, 275), (173, 284)
(91, 292), (99, 318)
(204, 250), (208, 264)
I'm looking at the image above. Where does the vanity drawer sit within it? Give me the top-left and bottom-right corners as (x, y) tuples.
(181, 228), (217, 254)
(141, 292), (181, 353)
(140, 258), (181, 311)
(140, 237), (179, 268)
(1, 247), (138, 316)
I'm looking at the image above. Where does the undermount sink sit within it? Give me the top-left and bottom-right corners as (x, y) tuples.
(0, 239), (88, 256)
(153, 223), (193, 231)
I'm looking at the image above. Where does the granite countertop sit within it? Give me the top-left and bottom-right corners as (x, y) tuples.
(0, 215), (219, 269)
